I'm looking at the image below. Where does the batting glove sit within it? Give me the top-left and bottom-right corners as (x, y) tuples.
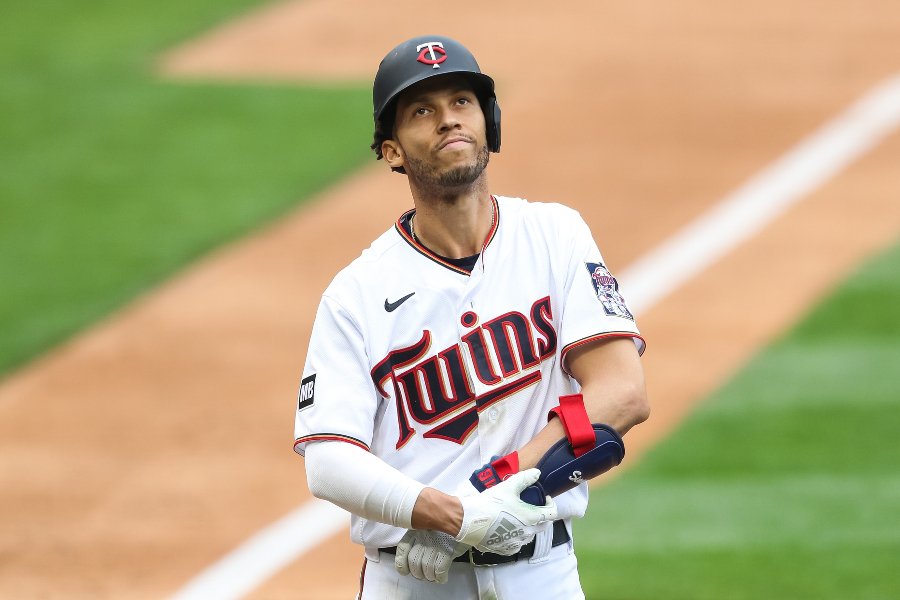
(394, 529), (467, 584)
(455, 468), (558, 556)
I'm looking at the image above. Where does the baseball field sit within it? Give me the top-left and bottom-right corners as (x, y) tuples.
(2, 1), (899, 598)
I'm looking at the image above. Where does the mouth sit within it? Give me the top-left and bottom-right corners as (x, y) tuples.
(438, 136), (473, 151)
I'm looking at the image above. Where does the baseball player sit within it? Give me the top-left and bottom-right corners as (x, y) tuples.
(294, 35), (649, 599)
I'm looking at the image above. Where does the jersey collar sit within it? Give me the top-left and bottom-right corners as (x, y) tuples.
(395, 196), (500, 276)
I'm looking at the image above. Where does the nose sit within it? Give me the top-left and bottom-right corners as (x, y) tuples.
(436, 107), (461, 132)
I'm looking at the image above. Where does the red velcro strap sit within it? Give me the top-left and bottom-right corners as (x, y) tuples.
(491, 452), (519, 481)
(548, 394), (595, 457)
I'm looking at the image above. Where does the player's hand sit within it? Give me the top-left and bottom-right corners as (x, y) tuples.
(394, 529), (468, 584)
(455, 468), (557, 556)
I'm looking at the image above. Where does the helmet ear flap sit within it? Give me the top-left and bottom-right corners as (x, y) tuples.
(486, 96), (501, 153)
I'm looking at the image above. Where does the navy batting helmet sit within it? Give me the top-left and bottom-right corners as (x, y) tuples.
(371, 35), (501, 169)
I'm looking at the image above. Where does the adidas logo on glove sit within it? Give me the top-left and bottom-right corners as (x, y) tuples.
(485, 518), (526, 546)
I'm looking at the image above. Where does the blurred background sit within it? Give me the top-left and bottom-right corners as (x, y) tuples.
(1, 1), (898, 598)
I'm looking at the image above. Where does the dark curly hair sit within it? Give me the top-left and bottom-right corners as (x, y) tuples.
(371, 103), (404, 174)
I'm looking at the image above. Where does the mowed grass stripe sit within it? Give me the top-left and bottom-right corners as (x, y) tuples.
(0, 1), (371, 376)
(576, 240), (900, 600)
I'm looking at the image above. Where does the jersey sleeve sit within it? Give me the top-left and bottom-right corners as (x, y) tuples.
(293, 294), (378, 456)
(558, 210), (645, 375)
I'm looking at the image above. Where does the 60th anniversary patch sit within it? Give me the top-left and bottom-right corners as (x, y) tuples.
(585, 262), (634, 320)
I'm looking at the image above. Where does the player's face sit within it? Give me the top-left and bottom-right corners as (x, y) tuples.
(386, 75), (489, 189)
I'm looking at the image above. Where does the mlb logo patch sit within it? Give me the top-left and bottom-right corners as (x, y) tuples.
(585, 263), (634, 321)
(297, 373), (316, 411)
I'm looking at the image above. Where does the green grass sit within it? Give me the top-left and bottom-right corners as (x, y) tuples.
(0, 1), (371, 375)
(576, 240), (900, 600)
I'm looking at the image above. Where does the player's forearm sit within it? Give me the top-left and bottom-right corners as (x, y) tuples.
(304, 441), (425, 529)
(410, 487), (463, 536)
(515, 418), (566, 470)
(306, 442), (466, 537)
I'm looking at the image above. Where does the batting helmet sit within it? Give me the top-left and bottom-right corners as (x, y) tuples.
(371, 35), (501, 169)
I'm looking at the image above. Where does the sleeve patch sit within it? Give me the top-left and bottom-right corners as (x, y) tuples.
(297, 373), (317, 411)
(585, 262), (634, 321)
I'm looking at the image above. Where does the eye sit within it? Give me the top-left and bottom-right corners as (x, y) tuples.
(456, 97), (471, 105)
(414, 106), (431, 116)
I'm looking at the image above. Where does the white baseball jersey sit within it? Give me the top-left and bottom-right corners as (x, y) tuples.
(294, 195), (644, 549)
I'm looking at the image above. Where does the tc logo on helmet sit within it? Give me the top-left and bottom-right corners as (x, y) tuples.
(416, 42), (447, 68)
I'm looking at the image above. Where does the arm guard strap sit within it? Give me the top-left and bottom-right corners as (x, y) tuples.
(548, 393), (595, 457)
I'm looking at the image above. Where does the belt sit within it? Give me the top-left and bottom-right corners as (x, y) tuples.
(381, 520), (569, 567)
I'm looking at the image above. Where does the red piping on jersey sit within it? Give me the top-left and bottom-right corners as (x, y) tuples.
(395, 196), (499, 275)
(560, 333), (647, 377)
(293, 434), (370, 453)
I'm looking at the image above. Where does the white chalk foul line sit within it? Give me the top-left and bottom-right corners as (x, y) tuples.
(169, 499), (349, 600)
(622, 73), (900, 314)
(168, 73), (900, 600)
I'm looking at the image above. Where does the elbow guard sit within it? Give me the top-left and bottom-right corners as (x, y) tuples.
(519, 424), (625, 506)
(468, 396), (624, 505)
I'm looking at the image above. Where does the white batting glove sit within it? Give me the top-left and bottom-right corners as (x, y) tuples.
(394, 529), (468, 584)
(454, 468), (558, 556)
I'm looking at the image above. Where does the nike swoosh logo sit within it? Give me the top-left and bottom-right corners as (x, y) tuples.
(384, 292), (415, 312)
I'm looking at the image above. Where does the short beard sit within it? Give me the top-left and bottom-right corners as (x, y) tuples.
(405, 145), (490, 198)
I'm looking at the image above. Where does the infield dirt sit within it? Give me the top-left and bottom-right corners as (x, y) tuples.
(2, 1), (900, 598)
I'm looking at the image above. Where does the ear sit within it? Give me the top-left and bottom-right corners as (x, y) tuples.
(382, 139), (405, 170)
